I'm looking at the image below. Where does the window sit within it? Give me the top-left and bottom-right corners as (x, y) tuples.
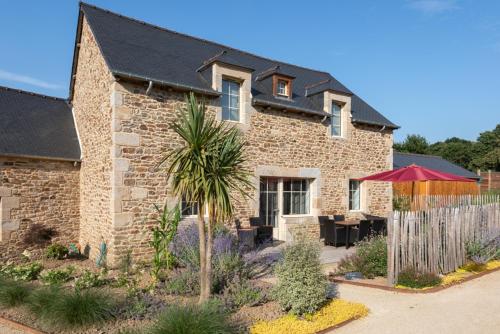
(221, 79), (240, 121)
(331, 102), (342, 137)
(181, 198), (199, 217)
(277, 80), (288, 96)
(259, 178), (279, 227)
(349, 180), (361, 211)
(283, 179), (310, 215)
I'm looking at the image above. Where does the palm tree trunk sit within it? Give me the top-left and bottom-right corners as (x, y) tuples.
(197, 201), (207, 304)
(205, 203), (215, 299)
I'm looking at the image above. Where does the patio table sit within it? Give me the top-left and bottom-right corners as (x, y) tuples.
(335, 219), (360, 249)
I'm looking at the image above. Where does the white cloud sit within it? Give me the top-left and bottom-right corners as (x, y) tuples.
(408, 0), (459, 15)
(0, 69), (63, 90)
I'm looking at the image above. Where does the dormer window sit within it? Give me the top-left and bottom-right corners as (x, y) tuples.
(277, 80), (288, 96)
(273, 76), (292, 98)
(331, 102), (342, 137)
(221, 78), (241, 122)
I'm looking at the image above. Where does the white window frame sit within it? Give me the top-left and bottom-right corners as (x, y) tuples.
(282, 178), (311, 216)
(349, 180), (362, 212)
(331, 101), (342, 137)
(277, 80), (288, 96)
(221, 78), (241, 122)
(180, 198), (209, 218)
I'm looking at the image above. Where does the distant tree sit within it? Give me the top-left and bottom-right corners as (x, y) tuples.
(428, 137), (475, 170)
(393, 134), (429, 154)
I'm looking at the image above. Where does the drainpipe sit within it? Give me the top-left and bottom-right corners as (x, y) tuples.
(146, 80), (153, 95)
(379, 125), (386, 132)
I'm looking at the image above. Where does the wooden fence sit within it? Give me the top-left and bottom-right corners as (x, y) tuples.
(387, 195), (500, 285)
(393, 193), (499, 211)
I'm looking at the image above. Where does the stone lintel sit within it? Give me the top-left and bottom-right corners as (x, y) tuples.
(113, 132), (140, 147)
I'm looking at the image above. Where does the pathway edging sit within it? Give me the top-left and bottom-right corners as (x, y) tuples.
(330, 266), (500, 294)
(0, 316), (45, 334)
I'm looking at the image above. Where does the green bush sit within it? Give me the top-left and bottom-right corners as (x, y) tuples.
(74, 269), (108, 290)
(46, 243), (69, 260)
(0, 262), (43, 281)
(220, 278), (264, 310)
(336, 235), (387, 279)
(40, 266), (74, 285)
(165, 269), (200, 295)
(272, 241), (328, 315)
(27, 288), (116, 329)
(397, 268), (442, 289)
(149, 301), (235, 334)
(0, 277), (32, 308)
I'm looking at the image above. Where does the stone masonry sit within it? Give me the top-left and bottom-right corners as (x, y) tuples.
(71, 18), (115, 261)
(0, 158), (80, 261)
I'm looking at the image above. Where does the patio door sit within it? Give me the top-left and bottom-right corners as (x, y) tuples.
(259, 178), (279, 239)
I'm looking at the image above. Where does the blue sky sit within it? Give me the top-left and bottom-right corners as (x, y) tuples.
(1, 0), (499, 143)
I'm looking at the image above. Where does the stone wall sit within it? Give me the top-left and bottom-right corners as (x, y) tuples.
(105, 80), (392, 262)
(0, 158), (80, 261)
(71, 17), (115, 261)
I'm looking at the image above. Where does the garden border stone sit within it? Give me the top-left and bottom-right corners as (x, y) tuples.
(329, 266), (500, 294)
(0, 316), (45, 334)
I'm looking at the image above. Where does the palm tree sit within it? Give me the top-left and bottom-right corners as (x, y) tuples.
(160, 92), (252, 302)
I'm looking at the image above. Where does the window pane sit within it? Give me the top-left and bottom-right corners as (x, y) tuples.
(230, 108), (239, 121)
(229, 81), (239, 95)
(283, 192), (291, 214)
(230, 95), (239, 109)
(292, 180), (301, 191)
(332, 125), (341, 136)
(283, 180), (291, 191)
(182, 198), (198, 216)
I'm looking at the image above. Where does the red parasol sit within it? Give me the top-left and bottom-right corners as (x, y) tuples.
(357, 164), (475, 183)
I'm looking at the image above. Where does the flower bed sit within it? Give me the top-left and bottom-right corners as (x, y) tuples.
(250, 299), (368, 334)
(396, 260), (500, 290)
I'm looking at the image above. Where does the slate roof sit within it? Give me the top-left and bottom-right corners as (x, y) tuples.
(0, 86), (81, 161)
(393, 152), (480, 180)
(76, 3), (398, 129)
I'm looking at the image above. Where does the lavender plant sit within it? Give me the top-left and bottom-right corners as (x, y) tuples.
(466, 230), (500, 264)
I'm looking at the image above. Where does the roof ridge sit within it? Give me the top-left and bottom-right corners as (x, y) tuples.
(79, 2), (332, 76)
(394, 151), (444, 159)
(0, 85), (67, 102)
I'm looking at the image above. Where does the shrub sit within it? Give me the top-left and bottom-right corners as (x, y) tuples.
(466, 233), (500, 264)
(40, 266), (74, 285)
(273, 241), (328, 315)
(165, 269), (200, 295)
(149, 301), (236, 334)
(28, 288), (116, 329)
(46, 243), (69, 260)
(74, 269), (108, 290)
(336, 235), (387, 279)
(220, 278), (264, 310)
(0, 278), (32, 308)
(397, 268), (442, 289)
(0, 262), (43, 281)
(22, 223), (57, 247)
(149, 204), (180, 282)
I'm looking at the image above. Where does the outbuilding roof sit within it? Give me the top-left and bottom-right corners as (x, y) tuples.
(393, 152), (480, 180)
(0, 86), (81, 161)
(75, 3), (398, 129)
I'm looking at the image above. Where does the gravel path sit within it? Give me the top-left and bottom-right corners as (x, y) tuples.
(0, 322), (30, 334)
(331, 270), (500, 334)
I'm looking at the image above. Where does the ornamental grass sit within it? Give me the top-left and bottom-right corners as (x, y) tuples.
(250, 299), (368, 334)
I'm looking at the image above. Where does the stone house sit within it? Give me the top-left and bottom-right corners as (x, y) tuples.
(0, 3), (398, 264)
